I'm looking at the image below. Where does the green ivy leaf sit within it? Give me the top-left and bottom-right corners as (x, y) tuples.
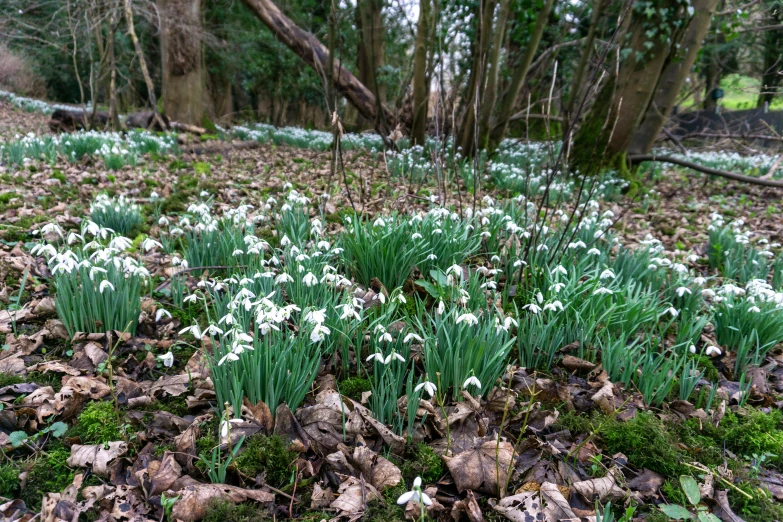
(679, 475), (701, 506)
(9, 431), (28, 448)
(659, 504), (693, 520)
(48, 421), (69, 438)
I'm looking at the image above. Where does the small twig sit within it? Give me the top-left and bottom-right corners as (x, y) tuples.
(629, 154), (783, 188)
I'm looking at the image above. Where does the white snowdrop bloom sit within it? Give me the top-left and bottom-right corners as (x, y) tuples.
(366, 352), (386, 363)
(481, 281), (497, 290)
(456, 313), (479, 326)
(412, 232), (423, 240)
(705, 346), (722, 357)
(436, 300), (445, 315)
(551, 283), (565, 293)
(749, 306), (761, 313)
(543, 301), (564, 312)
(373, 218), (386, 227)
(155, 308), (172, 322)
(88, 266), (107, 281)
(304, 308), (327, 324)
(446, 264), (462, 278)
(310, 323), (331, 342)
(219, 352), (240, 365)
(158, 216), (170, 226)
(523, 303), (542, 314)
(663, 307), (679, 318)
(374, 292), (386, 304)
(179, 324), (202, 338)
(463, 376), (482, 390)
(686, 254), (699, 263)
(275, 273), (294, 284)
(338, 304), (361, 321)
(158, 351), (174, 367)
(41, 223), (64, 237)
(302, 272), (318, 286)
(109, 236), (133, 251)
(689, 345), (697, 354)
(317, 240), (330, 251)
(183, 294), (199, 303)
(378, 332), (393, 343)
(205, 324), (224, 336)
(551, 265), (567, 277)
(568, 240), (587, 249)
(393, 294), (407, 304)
(390, 352), (406, 363)
(593, 287), (614, 296)
(414, 381), (437, 398)
(693, 276), (706, 286)
(67, 232), (83, 245)
(404, 333), (423, 343)
(675, 287), (692, 297)
(99, 280), (115, 293)
(280, 235), (291, 247)
(536, 292), (544, 304)
(491, 255), (501, 263)
(397, 477), (432, 506)
(599, 269), (615, 280)
(426, 254), (438, 261)
(142, 238), (163, 252)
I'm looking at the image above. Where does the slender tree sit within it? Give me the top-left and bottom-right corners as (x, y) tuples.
(411, 0), (431, 145)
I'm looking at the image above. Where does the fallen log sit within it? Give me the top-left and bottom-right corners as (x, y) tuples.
(49, 109), (109, 132)
(629, 153), (783, 188)
(126, 111), (170, 131)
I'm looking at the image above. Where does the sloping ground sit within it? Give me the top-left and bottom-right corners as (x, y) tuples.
(1, 97), (783, 522)
(0, 100), (51, 138)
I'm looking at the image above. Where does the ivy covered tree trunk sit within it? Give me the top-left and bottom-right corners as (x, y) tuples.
(571, 0), (685, 173)
(757, 1), (782, 108)
(158, 0), (204, 126)
(411, 0), (430, 146)
(629, 0), (718, 155)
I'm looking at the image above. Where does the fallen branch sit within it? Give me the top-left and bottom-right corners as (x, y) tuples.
(629, 154), (783, 188)
(670, 131), (783, 143)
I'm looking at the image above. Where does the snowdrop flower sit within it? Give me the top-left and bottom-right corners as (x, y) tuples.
(41, 223), (64, 238)
(158, 351), (174, 368)
(99, 280), (115, 293)
(436, 300), (445, 315)
(280, 235), (291, 247)
(275, 273), (294, 284)
(551, 265), (567, 277)
(378, 331), (393, 343)
(404, 333), (423, 343)
(593, 287), (613, 296)
(109, 236), (133, 251)
(142, 238), (163, 252)
(446, 264), (463, 278)
(426, 254), (438, 261)
(412, 232), (423, 240)
(543, 301), (564, 312)
(705, 345), (722, 357)
(675, 287), (692, 297)
(205, 324), (224, 336)
(155, 308), (172, 322)
(587, 248), (601, 256)
(338, 304), (361, 321)
(551, 283), (565, 293)
(366, 352), (386, 363)
(302, 272), (318, 287)
(183, 294), (199, 303)
(67, 232), (83, 245)
(414, 381), (437, 398)
(749, 306), (761, 313)
(88, 266), (107, 281)
(158, 216), (170, 226)
(397, 477), (432, 506)
(663, 307), (679, 318)
(393, 294), (407, 304)
(179, 324), (202, 338)
(599, 269), (615, 280)
(463, 375), (482, 390)
(305, 308), (327, 324)
(373, 218), (386, 227)
(218, 352), (239, 365)
(523, 303), (542, 314)
(689, 345), (697, 354)
(310, 323), (331, 342)
(456, 313), (479, 326)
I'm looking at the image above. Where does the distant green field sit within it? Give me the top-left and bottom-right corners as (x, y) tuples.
(681, 74), (783, 111)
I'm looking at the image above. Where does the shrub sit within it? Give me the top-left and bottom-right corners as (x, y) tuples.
(0, 46), (45, 97)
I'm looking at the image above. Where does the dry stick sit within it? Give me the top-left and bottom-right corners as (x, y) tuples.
(672, 131), (783, 144)
(628, 154), (783, 188)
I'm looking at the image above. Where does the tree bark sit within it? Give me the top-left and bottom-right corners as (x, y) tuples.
(240, 0), (393, 129)
(107, 11), (121, 130)
(486, 0), (555, 152)
(476, 0), (511, 150)
(158, 0), (203, 126)
(571, 0), (684, 172)
(562, 0), (605, 139)
(411, 0), (431, 145)
(628, 0), (719, 155)
(124, 0), (167, 129)
(756, 0), (782, 108)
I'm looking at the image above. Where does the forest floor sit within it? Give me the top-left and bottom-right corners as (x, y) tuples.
(1, 99), (783, 522)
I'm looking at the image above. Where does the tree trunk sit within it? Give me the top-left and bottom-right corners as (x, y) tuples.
(457, 0), (497, 155)
(562, 0), (605, 139)
(124, 0), (166, 129)
(485, 0), (554, 152)
(628, 0), (718, 154)
(356, 0), (385, 101)
(108, 12), (121, 130)
(411, 0), (431, 145)
(240, 0), (393, 130)
(476, 0), (511, 150)
(158, 0), (203, 126)
(757, 1), (782, 108)
(571, 0), (684, 172)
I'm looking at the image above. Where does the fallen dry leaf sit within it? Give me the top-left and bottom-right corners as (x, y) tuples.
(444, 435), (513, 496)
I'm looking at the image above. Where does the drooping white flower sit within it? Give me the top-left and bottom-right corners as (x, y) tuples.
(99, 280), (115, 294)
(462, 375), (482, 390)
(523, 303), (542, 314)
(436, 300), (445, 315)
(705, 345), (722, 357)
(599, 269), (616, 280)
(310, 323), (331, 342)
(456, 313), (479, 326)
(593, 287), (613, 296)
(275, 273), (294, 284)
(155, 308), (172, 322)
(662, 307), (679, 318)
(179, 324), (202, 339)
(404, 333), (423, 343)
(142, 238), (163, 252)
(303, 272), (319, 287)
(543, 301), (563, 312)
(158, 351), (174, 367)
(414, 381), (437, 398)
(378, 332), (393, 343)
(675, 287), (692, 297)
(393, 294), (407, 304)
(397, 477), (432, 506)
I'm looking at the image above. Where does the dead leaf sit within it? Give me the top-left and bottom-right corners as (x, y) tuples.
(150, 451), (182, 495)
(350, 445), (402, 491)
(170, 484), (274, 521)
(329, 476), (381, 516)
(67, 441), (128, 476)
(452, 489), (484, 522)
(540, 481), (577, 521)
(572, 468), (625, 502)
(491, 491), (544, 522)
(444, 435), (513, 496)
